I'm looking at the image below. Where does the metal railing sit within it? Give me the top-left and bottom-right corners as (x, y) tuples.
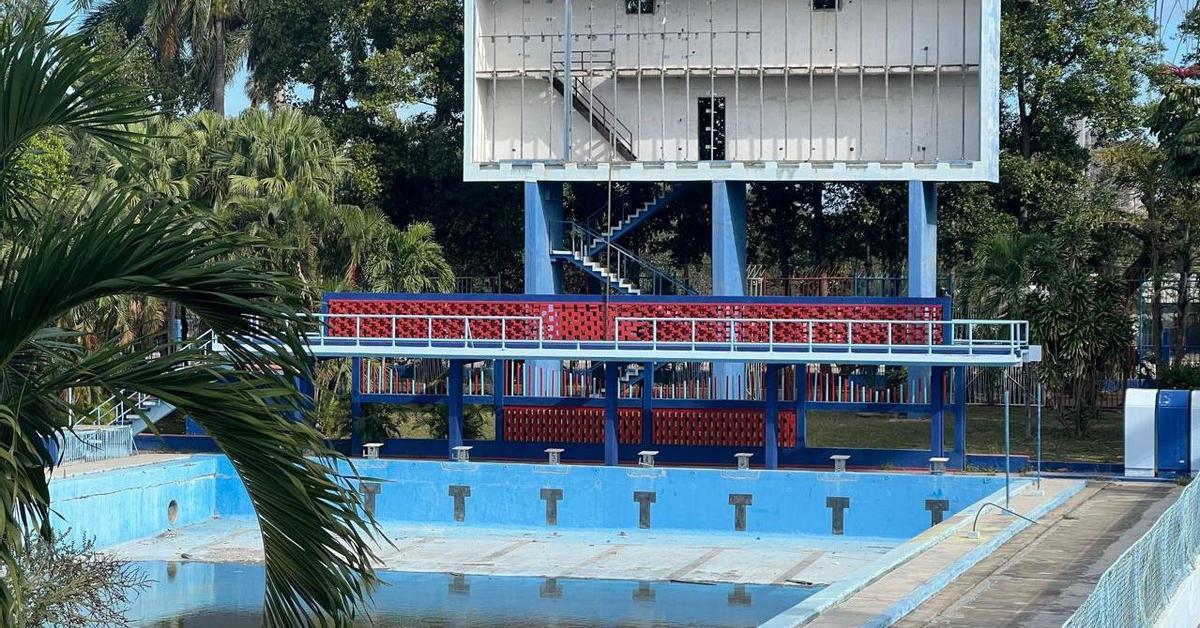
(75, 330), (215, 427)
(559, 221), (694, 295)
(1064, 478), (1200, 628)
(454, 275), (504, 294)
(611, 317), (1029, 357)
(551, 49), (615, 72)
(55, 425), (135, 465)
(307, 313), (1032, 361)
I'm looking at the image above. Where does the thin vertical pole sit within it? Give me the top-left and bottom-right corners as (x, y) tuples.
(1036, 383), (1043, 492)
(562, 0), (574, 160)
(1004, 389), (1011, 509)
(796, 364), (808, 448)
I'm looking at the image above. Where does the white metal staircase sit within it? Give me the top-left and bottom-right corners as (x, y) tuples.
(77, 331), (217, 433)
(553, 221), (693, 296)
(550, 49), (637, 162)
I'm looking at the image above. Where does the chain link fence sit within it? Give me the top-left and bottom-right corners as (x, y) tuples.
(54, 426), (135, 465)
(1064, 479), (1200, 628)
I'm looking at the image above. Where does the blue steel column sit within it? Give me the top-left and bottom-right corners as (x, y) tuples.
(712, 181), (748, 400)
(350, 357), (363, 455)
(641, 362), (654, 447)
(953, 366), (967, 468)
(908, 181), (938, 409)
(930, 366), (946, 458)
(795, 364), (809, 449)
(525, 181), (564, 395)
(605, 362), (620, 466)
(493, 359), (506, 443)
(765, 364), (780, 469)
(448, 359), (465, 459)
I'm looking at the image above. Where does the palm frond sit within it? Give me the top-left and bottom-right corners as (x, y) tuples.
(0, 10), (154, 215)
(0, 192), (383, 625)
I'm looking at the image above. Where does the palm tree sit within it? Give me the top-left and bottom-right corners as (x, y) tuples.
(365, 221), (456, 293)
(85, 0), (249, 114)
(1, 12), (380, 624)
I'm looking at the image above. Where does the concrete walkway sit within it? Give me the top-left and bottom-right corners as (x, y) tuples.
(896, 481), (1181, 628)
(783, 478), (1083, 628)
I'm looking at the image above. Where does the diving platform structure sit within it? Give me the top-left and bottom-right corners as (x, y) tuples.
(280, 294), (1039, 471)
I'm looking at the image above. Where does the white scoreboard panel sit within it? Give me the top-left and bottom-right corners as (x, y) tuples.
(463, 0), (999, 183)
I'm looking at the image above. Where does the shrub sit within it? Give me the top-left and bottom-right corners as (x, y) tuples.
(1157, 363), (1200, 390)
(5, 530), (150, 627)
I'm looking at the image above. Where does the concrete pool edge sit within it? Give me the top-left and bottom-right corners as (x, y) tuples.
(759, 478), (1086, 627)
(863, 478), (1087, 626)
(757, 478), (1032, 625)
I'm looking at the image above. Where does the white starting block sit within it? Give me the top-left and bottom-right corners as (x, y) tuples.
(638, 450), (659, 467)
(452, 445), (473, 463)
(545, 448), (564, 465)
(362, 443), (383, 459)
(930, 457), (950, 475)
(831, 454), (850, 473)
(735, 452), (753, 470)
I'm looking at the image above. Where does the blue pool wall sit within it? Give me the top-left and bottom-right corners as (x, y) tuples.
(50, 457), (219, 548)
(338, 459), (1014, 539)
(51, 455), (1020, 547)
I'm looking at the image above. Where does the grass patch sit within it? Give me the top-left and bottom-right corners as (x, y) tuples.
(807, 405), (1123, 463)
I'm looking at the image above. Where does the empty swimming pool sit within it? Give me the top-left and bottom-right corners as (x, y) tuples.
(50, 455), (1040, 625)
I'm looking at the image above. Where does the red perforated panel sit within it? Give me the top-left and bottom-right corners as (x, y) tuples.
(504, 406), (641, 444)
(502, 406), (795, 448)
(652, 409), (797, 447)
(326, 298), (945, 345)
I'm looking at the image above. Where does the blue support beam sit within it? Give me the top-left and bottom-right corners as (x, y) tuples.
(953, 366), (967, 468)
(641, 361), (654, 447)
(525, 181), (565, 394)
(605, 362), (620, 466)
(908, 181), (938, 406)
(930, 365), (946, 458)
(712, 181), (748, 399)
(493, 359), (506, 443)
(350, 357), (363, 456)
(765, 364), (780, 469)
(796, 365), (809, 449)
(448, 359), (465, 459)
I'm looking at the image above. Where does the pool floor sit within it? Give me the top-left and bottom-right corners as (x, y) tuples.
(128, 562), (822, 627)
(110, 518), (896, 587)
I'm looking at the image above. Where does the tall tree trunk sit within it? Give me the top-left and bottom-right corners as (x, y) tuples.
(1152, 246), (1164, 369)
(1016, 75), (1033, 159)
(1173, 227), (1193, 366)
(211, 18), (226, 115)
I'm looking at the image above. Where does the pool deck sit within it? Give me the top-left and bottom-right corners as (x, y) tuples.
(108, 518), (893, 587)
(895, 480), (1181, 627)
(762, 477), (1085, 627)
(50, 453), (192, 479)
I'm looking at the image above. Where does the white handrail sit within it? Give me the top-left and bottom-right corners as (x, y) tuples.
(307, 313), (1030, 357)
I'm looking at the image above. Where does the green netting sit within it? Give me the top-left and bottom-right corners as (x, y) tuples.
(1064, 479), (1200, 628)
